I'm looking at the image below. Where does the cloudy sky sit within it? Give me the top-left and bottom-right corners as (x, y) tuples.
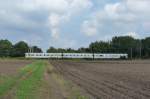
(0, 0), (150, 51)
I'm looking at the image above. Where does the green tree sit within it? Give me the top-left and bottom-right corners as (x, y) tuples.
(89, 41), (111, 53)
(66, 48), (77, 53)
(142, 37), (150, 58)
(112, 36), (137, 49)
(0, 40), (12, 57)
(78, 47), (90, 53)
(12, 41), (29, 57)
(112, 36), (142, 58)
(32, 46), (42, 53)
(57, 48), (67, 53)
(47, 47), (58, 53)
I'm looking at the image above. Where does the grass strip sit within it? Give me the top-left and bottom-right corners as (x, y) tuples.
(0, 61), (46, 99)
(16, 61), (46, 99)
(0, 61), (38, 96)
(0, 75), (17, 96)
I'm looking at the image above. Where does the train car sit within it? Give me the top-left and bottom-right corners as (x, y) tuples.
(63, 53), (93, 59)
(25, 53), (62, 58)
(94, 54), (128, 59)
(25, 53), (128, 59)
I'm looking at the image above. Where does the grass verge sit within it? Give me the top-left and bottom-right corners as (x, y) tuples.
(0, 75), (16, 96)
(0, 61), (89, 99)
(0, 61), (46, 99)
(16, 61), (46, 99)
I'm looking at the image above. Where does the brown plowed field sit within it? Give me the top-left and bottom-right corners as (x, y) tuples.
(0, 59), (33, 75)
(51, 60), (150, 99)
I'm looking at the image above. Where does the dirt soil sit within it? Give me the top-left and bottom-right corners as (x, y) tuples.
(0, 59), (33, 75)
(51, 60), (150, 99)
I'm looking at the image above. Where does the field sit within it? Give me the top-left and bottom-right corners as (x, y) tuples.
(0, 60), (45, 99)
(0, 59), (88, 99)
(0, 59), (32, 75)
(51, 60), (150, 99)
(0, 59), (150, 99)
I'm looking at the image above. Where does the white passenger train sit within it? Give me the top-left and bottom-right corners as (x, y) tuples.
(25, 53), (128, 59)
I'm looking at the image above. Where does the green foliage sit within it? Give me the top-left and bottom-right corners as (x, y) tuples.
(46, 36), (150, 58)
(47, 46), (77, 53)
(142, 37), (150, 58)
(0, 39), (12, 57)
(47, 46), (58, 53)
(1, 36), (150, 58)
(11, 41), (29, 57)
(89, 41), (111, 53)
(0, 39), (43, 57)
(78, 47), (90, 53)
(32, 46), (42, 53)
(143, 37), (150, 48)
(111, 36), (141, 58)
(112, 36), (136, 48)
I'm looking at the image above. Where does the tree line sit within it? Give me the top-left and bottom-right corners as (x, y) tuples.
(0, 40), (42, 57)
(47, 36), (150, 59)
(0, 36), (150, 58)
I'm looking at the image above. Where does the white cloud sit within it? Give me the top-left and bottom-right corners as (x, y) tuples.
(103, 2), (137, 22)
(19, 0), (93, 13)
(104, 3), (125, 18)
(16, 0), (93, 41)
(126, 0), (150, 13)
(69, 0), (93, 14)
(81, 20), (98, 37)
(50, 38), (77, 49)
(19, 34), (43, 46)
(51, 28), (59, 39)
(19, 0), (69, 13)
(80, 0), (150, 40)
(1, 0), (150, 50)
(48, 13), (62, 39)
(1, 0), (93, 39)
(143, 22), (150, 32)
(49, 13), (61, 27)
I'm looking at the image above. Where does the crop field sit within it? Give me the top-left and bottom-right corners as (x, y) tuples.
(51, 60), (150, 99)
(0, 60), (33, 75)
(0, 60), (46, 99)
(0, 59), (88, 99)
(0, 59), (150, 99)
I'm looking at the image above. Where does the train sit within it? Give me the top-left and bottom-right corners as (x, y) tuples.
(25, 53), (128, 59)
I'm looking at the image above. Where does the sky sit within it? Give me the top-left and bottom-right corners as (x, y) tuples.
(0, 0), (150, 51)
